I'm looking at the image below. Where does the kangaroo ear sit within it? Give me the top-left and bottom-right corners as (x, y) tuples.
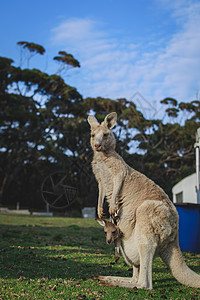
(103, 112), (117, 129)
(96, 219), (106, 227)
(87, 115), (99, 129)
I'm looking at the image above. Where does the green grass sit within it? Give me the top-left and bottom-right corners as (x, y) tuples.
(0, 213), (200, 299)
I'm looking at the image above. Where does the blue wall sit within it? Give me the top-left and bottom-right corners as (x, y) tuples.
(176, 204), (200, 253)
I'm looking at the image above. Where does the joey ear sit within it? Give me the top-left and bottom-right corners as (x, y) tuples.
(96, 219), (106, 227)
(103, 112), (117, 129)
(87, 115), (99, 129)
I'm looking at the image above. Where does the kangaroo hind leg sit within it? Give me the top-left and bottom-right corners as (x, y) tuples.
(136, 241), (156, 289)
(135, 202), (159, 289)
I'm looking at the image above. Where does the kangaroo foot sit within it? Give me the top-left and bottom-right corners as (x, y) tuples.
(94, 275), (142, 289)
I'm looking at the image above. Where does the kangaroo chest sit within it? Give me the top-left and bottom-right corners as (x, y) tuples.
(92, 159), (114, 193)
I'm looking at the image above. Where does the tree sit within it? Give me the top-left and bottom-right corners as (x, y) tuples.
(133, 98), (200, 196)
(53, 51), (80, 75)
(0, 43), (84, 209)
(17, 41), (45, 67)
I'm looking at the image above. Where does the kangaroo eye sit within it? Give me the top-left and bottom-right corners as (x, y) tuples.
(91, 133), (95, 138)
(104, 133), (108, 137)
(104, 231), (107, 235)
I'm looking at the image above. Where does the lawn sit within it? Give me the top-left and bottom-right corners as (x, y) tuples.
(0, 213), (200, 299)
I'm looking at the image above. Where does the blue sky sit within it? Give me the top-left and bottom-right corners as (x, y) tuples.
(1, 0), (200, 116)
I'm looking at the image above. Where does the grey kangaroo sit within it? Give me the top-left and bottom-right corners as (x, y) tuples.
(88, 112), (200, 289)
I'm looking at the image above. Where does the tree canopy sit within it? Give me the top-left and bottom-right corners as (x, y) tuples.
(0, 42), (199, 213)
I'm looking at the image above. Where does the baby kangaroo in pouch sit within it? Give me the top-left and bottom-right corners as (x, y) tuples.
(97, 218), (122, 262)
(88, 112), (200, 289)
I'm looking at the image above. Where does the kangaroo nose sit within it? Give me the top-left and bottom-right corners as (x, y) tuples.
(107, 239), (112, 244)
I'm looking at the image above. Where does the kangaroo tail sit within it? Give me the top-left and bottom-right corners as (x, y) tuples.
(160, 239), (200, 288)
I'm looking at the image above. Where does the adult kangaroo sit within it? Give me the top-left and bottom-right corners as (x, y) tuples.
(88, 112), (200, 289)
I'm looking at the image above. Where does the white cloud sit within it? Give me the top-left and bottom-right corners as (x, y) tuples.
(148, 1), (200, 100)
(51, 2), (200, 104)
(52, 18), (101, 42)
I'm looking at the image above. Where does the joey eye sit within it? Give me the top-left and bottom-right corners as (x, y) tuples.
(104, 231), (107, 235)
(112, 230), (117, 234)
(91, 133), (95, 138)
(104, 133), (109, 138)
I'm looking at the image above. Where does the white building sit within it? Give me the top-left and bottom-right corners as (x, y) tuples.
(172, 173), (198, 204)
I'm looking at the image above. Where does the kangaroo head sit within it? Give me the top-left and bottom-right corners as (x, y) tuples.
(97, 219), (122, 245)
(87, 112), (117, 153)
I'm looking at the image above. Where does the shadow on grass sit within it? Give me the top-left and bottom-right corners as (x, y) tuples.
(0, 222), (126, 281)
(1, 221), (200, 290)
